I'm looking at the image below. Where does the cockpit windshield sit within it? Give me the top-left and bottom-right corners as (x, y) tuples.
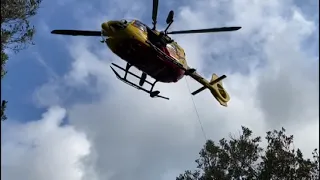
(119, 19), (131, 24)
(132, 20), (147, 32)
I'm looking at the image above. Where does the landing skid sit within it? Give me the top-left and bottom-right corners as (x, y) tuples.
(110, 63), (169, 100)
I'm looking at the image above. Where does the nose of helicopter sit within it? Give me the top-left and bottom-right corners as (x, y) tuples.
(101, 22), (111, 35)
(101, 21), (126, 36)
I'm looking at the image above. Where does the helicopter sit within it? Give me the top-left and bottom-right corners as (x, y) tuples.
(51, 0), (242, 107)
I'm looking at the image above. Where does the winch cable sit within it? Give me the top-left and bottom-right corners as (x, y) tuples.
(184, 77), (207, 142)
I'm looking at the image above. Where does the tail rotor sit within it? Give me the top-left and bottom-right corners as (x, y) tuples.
(190, 73), (230, 107)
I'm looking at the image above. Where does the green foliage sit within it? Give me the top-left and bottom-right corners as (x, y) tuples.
(177, 126), (319, 180)
(1, 0), (42, 121)
(1, 100), (8, 121)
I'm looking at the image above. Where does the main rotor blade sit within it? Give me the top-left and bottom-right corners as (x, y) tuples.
(167, 27), (242, 35)
(152, 0), (159, 29)
(51, 30), (101, 36)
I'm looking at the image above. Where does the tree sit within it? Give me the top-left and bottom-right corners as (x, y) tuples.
(177, 126), (319, 180)
(1, 0), (42, 121)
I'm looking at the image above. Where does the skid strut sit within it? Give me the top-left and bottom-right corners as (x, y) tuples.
(110, 63), (169, 100)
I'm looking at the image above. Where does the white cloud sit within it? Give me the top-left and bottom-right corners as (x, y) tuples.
(1, 107), (93, 180)
(3, 0), (319, 179)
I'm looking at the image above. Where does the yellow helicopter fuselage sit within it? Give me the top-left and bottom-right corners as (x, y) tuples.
(102, 20), (188, 83)
(50, 0), (242, 106)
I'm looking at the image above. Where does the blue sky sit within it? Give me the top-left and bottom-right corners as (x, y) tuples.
(1, 0), (319, 179)
(4, 0), (318, 122)
(2, 0), (193, 121)
(2, 1), (319, 120)
(2, 0), (105, 121)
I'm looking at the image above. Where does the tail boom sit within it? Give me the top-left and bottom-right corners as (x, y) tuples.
(187, 71), (230, 107)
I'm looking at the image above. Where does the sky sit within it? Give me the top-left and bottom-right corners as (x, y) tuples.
(1, 0), (319, 179)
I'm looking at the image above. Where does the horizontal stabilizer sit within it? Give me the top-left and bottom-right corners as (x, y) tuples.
(188, 72), (230, 107)
(191, 75), (226, 95)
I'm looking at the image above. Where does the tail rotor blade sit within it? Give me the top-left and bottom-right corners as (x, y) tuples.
(51, 30), (101, 36)
(167, 26), (242, 35)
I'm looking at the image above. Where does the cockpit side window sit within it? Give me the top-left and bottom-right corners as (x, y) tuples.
(132, 20), (147, 32)
(120, 19), (128, 24)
